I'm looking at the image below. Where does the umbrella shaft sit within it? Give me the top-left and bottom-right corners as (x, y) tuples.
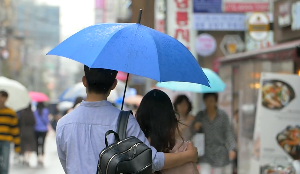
(121, 73), (130, 110)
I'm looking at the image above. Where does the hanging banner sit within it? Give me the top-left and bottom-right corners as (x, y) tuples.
(223, 0), (269, 12)
(193, 13), (246, 31)
(155, 0), (166, 33)
(193, 0), (222, 13)
(251, 72), (300, 174)
(95, 0), (116, 24)
(167, 0), (196, 57)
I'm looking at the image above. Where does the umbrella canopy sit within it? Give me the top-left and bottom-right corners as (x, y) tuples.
(29, 91), (49, 102)
(57, 101), (73, 111)
(0, 76), (31, 111)
(156, 68), (226, 93)
(47, 23), (209, 86)
(115, 88), (138, 105)
(125, 95), (143, 106)
(59, 80), (127, 102)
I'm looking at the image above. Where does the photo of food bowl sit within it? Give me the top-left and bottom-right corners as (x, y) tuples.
(261, 165), (295, 174)
(262, 80), (295, 110)
(276, 126), (300, 160)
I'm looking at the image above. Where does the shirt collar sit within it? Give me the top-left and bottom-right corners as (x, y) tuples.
(80, 100), (112, 107)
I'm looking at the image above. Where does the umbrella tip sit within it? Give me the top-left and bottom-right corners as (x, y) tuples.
(137, 9), (143, 24)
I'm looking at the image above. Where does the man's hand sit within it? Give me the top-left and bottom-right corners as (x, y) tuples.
(194, 122), (202, 131)
(186, 142), (198, 163)
(229, 150), (236, 160)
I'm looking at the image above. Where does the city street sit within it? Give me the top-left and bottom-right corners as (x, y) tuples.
(9, 130), (64, 174)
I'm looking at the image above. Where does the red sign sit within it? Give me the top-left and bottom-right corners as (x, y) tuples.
(224, 3), (269, 12)
(174, 0), (190, 50)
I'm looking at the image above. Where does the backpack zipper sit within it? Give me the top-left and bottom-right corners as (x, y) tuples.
(105, 143), (141, 174)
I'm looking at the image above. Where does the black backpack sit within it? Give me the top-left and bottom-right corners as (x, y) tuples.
(96, 111), (152, 174)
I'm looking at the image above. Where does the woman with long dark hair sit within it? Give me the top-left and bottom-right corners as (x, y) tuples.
(19, 104), (36, 166)
(136, 89), (198, 174)
(34, 102), (49, 166)
(173, 95), (194, 141)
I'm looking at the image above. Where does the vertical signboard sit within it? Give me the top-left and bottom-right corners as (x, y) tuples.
(167, 0), (196, 57)
(154, 0), (166, 33)
(251, 72), (300, 174)
(95, 0), (116, 24)
(166, 0), (197, 113)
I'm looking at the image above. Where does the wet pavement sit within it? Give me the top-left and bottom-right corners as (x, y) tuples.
(9, 130), (64, 174)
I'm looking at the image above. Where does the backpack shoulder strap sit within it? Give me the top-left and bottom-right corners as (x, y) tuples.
(117, 110), (132, 140)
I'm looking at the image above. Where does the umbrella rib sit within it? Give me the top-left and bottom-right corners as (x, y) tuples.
(90, 24), (136, 69)
(145, 29), (161, 81)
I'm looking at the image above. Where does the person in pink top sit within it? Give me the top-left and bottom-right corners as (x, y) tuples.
(136, 89), (198, 174)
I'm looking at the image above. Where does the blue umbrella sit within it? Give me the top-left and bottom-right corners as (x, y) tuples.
(47, 10), (209, 108)
(156, 68), (225, 93)
(59, 87), (71, 102)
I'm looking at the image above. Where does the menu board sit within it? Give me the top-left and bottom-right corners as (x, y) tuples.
(251, 72), (300, 174)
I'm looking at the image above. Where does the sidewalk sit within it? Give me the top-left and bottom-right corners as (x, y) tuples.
(9, 130), (64, 174)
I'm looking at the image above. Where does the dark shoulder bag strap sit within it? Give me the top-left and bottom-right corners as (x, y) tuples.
(116, 110), (132, 140)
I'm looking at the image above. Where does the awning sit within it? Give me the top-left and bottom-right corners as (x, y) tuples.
(219, 39), (300, 63)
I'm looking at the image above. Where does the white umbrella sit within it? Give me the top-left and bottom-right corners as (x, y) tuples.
(57, 101), (73, 111)
(61, 80), (126, 102)
(0, 76), (31, 111)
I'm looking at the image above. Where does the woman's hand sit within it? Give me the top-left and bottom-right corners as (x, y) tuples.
(229, 150), (236, 160)
(194, 122), (202, 131)
(186, 142), (198, 163)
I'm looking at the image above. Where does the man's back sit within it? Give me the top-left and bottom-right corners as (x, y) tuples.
(56, 100), (164, 174)
(0, 107), (20, 151)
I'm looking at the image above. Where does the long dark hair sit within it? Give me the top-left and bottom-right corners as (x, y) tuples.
(136, 89), (180, 153)
(36, 102), (45, 116)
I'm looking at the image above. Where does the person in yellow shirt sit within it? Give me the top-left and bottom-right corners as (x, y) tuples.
(0, 90), (20, 174)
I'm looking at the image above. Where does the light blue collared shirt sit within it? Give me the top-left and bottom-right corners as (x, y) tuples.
(56, 100), (164, 174)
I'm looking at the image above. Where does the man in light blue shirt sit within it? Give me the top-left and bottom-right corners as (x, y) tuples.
(56, 66), (198, 174)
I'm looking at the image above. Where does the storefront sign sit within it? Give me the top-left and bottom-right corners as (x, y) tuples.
(223, 0), (269, 12)
(193, 13), (246, 31)
(291, 1), (300, 31)
(278, 2), (292, 27)
(154, 0), (166, 33)
(193, 0), (222, 13)
(195, 34), (216, 57)
(220, 35), (244, 55)
(246, 31), (274, 51)
(95, 0), (104, 9)
(224, 3), (269, 12)
(251, 72), (300, 173)
(248, 12), (270, 41)
(274, 0), (300, 43)
(245, 12), (274, 51)
(167, 0), (196, 56)
(94, 0), (116, 24)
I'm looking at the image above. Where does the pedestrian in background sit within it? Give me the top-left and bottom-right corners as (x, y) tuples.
(19, 104), (36, 166)
(192, 93), (236, 174)
(67, 97), (83, 114)
(173, 95), (194, 141)
(34, 102), (49, 166)
(0, 91), (20, 174)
